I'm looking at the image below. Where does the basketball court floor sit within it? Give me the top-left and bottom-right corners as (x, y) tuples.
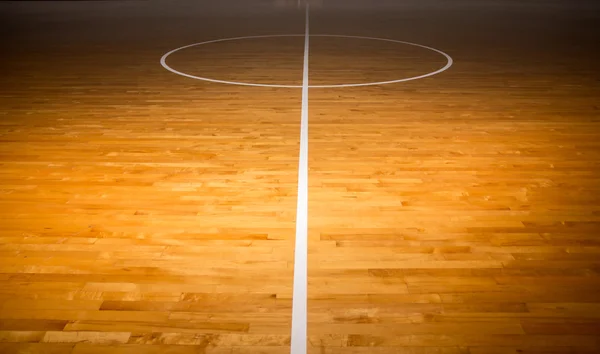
(0, 0), (599, 353)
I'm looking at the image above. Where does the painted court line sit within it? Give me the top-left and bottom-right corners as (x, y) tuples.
(158, 6), (454, 353)
(160, 34), (453, 88)
(290, 4), (310, 354)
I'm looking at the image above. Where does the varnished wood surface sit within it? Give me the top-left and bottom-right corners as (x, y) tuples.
(1, 0), (600, 353)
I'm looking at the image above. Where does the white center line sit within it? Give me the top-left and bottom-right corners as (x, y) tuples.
(290, 3), (310, 354)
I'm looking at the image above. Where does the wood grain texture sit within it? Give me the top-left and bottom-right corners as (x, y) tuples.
(306, 1), (600, 353)
(1, 0), (600, 353)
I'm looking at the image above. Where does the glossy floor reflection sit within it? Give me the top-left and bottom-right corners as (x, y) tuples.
(0, 0), (599, 353)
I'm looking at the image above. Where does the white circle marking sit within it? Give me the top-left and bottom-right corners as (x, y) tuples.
(160, 34), (453, 88)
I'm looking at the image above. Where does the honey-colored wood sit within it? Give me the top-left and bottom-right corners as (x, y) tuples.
(1, 0), (599, 353)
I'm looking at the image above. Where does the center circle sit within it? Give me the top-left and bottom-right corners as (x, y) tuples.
(160, 34), (453, 88)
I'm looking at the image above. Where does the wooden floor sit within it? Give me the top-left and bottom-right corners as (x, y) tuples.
(1, 0), (600, 353)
